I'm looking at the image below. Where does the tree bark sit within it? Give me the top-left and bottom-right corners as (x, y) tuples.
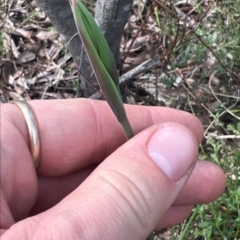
(35, 0), (133, 97)
(35, 0), (98, 96)
(95, 0), (134, 67)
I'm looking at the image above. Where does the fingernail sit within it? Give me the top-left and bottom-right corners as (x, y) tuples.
(147, 124), (197, 181)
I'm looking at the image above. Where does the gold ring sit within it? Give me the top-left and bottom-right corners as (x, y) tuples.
(11, 100), (40, 168)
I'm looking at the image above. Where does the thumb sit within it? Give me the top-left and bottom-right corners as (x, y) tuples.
(2, 123), (198, 240)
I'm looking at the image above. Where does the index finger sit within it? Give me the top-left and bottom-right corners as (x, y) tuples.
(3, 99), (203, 176)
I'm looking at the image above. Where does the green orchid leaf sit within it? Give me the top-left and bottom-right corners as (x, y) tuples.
(69, 0), (133, 139)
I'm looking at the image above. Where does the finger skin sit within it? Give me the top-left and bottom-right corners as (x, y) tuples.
(2, 99), (203, 176)
(30, 160), (225, 216)
(157, 205), (193, 229)
(174, 161), (225, 205)
(1, 114), (38, 223)
(1, 99), (225, 239)
(30, 166), (96, 215)
(1, 99), (203, 224)
(2, 123), (199, 240)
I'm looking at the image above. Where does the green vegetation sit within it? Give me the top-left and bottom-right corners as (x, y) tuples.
(0, 31), (4, 57)
(172, 124), (240, 239)
(148, 0), (240, 238)
(70, 0), (133, 139)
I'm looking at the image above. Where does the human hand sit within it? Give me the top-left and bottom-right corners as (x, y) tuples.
(1, 99), (225, 240)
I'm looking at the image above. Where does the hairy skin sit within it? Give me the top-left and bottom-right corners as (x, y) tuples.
(1, 99), (225, 240)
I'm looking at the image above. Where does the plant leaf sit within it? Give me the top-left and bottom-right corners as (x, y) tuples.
(69, 0), (133, 139)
